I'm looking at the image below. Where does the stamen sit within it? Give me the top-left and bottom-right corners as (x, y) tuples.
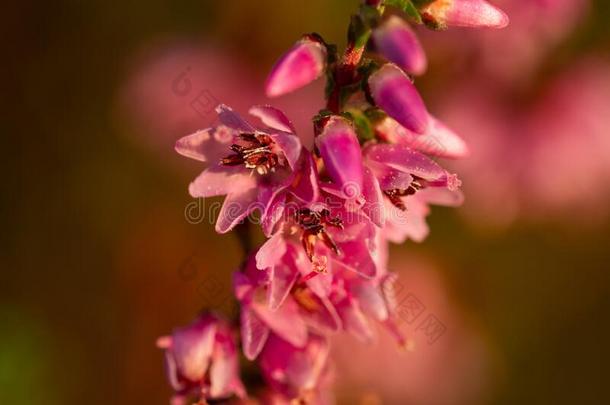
(220, 133), (282, 174)
(383, 177), (425, 210)
(295, 208), (343, 263)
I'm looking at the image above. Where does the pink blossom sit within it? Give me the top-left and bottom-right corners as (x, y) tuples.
(364, 143), (463, 242)
(265, 35), (327, 98)
(257, 191), (379, 280)
(175, 104), (317, 234)
(421, 0), (509, 29)
(368, 63), (429, 134)
(372, 15), (427, 75)
(157, 313), (245, 403)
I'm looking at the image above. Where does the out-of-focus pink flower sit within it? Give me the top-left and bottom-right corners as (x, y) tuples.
(421, 0), (509, 29)
(259, 333), (332, 401)
(523, 59), (610, 222)
(315, 116), (364, 198)
(157, 313), (245, 403)
(439, 57), (610, 227)
(175, 104), (317, 234)
(372, 16), (427, 75)
(265, 35), (327, 98)
(368, 63), (429, 134)
(332, 256), (494, 405)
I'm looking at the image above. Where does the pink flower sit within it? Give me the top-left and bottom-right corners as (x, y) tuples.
(258, 333), (331, 401)
(265, 35), (327, 97)
(421, 0), (509, 29)
(368, 63), (429, 134)
(332, 257), (493, 405)
(372, 16), (427, 75)
(315, 116), (364, 198)
(175, 104), (317, 234)
(157, 313), (245, 403)
(363, 143), (463, 242)
(258, 190), (379, 280)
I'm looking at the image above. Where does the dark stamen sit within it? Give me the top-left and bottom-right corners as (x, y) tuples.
(383, 177), (425, 211)
(220, 133), (282, 175)
(295, 208), (343, 263)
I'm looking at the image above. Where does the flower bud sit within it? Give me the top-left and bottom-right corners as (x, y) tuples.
(421, 0), (509, 29)
(368, 63), (429, 134)
(372, 16), (427, 75)
(316, 116), (364, 197)
(265, 36), (327, 97)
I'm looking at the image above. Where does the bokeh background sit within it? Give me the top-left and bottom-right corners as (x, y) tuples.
(2, 0), (610, 404)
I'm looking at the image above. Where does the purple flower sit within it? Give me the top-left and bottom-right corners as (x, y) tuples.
(157, 313), (245, 403)
(421, 0), (509, 29)
(315, 116), (364, 198)
(368, 63), (429, 134)
(265, 36), (327, 97)
(175, 104), (318, 235)
(258, 333), (331, 400)
(372, 16), (427, 75)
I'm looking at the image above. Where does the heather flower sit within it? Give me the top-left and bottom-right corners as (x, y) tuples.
(363, 143), (463, 242)
(368, 63), (429, 134)
(372, 15), (427, 75)
(257, 192), (379, 280)
(265, 35), (327, 97)
(421, 0), (509, 29)
(157, 313), (245, 403)
(175, 104), (317, 234)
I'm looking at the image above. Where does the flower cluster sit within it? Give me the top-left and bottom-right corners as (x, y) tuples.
(162, 0), (507, 403)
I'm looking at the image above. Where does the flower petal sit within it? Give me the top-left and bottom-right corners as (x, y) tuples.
(364, 143), (446, 181)
(422, 0), (509, 29)
(240, 308), (270, 360)
(373, 16), (427, 75)
(215, 187), (258, 234)
(249, 105), (296, 133)
(289, 151), (320, 204)
(270, 132), (301, 171)
(253, 297), (308, 348)
(376, 115), (469, 159)
(316, 116), (364, 197)
(171, 316), (217, 383)
(369, 63), (429, 134)
(215, 104), (255, 132)
(361, 165), (385, 227)
(188, 165), (255, 198)
(265, 37), (327, 97)
(256, 231), (288, 270)
(175, 126), (236, 163)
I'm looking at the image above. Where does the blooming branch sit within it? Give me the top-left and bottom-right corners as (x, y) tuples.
(164, 0), (508, 403)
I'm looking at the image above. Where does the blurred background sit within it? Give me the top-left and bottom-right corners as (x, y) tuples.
(2, 0), (610, 404)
